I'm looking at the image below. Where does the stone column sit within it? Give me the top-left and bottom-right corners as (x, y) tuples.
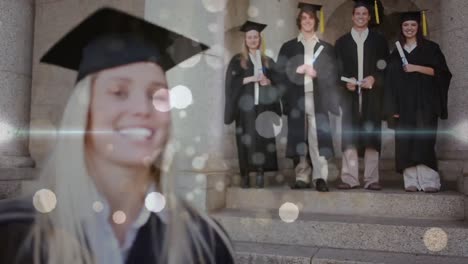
(0, 0), (35, 198)
(145, 0), (230, 211)
(438, 0), (468, 220)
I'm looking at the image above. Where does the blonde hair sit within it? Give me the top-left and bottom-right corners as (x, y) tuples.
(240, 31), (269, 70)
(29, 74), (234, 263)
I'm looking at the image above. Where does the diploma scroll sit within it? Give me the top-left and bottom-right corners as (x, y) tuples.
(311, 45), (324, 65)
(254, 50), (263, 105)
(395, 41), (409, 66)
(341, 77), (363, 114)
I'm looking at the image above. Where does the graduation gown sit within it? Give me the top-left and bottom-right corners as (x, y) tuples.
(335, 31), (389, 155)
(224, 54), (281, 172)
(275, 38), (340, 159)
(0, 198), (235, 264)
(383, 39), (452, 173)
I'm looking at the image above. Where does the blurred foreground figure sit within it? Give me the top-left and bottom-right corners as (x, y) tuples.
(0, 7), (234, 264)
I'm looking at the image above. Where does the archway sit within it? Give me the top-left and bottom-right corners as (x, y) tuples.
(324, 0), (420, 45)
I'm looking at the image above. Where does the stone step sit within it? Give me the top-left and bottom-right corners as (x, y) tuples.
(214, 209), (468, 257)
(234, 241), (468, 264)
(226, 158), (462, 184)
(0, 168), (37, 199)
(231, 171), (459, 191)
(226, 187), (465, 220)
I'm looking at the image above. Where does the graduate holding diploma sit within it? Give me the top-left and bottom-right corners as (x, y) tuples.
(383, 10), (452, 193)
(335, 0), (389, 191)
(224, 21), (281, 188)
(276, 3), (340, 192)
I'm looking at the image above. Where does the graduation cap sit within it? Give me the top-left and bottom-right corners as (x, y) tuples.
(40, 7), (209, 82)
(352, 0), (384, 25)
(400, 10), (429, 36)
(240, 21), (267, 33)
(297, 2), (325, 33)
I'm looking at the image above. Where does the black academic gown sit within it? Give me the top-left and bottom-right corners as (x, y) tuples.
(275, 38), (340, 159)
(224, 54), (281, 173)
(383, 39), (452, 173)
(335, 30), (389, 155)
(0, 198), (235, 264)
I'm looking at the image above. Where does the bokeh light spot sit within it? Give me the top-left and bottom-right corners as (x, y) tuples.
(92, 201), (104, 213)
(279, 202), (299, 223)
(255, 111), (283, 138)
(33, 189), (57, 213)
(423, 228), (448, 252)
(170, 85), (193, 110)
(202, 0), (227, 12)
(112, 211), (126, 224)
(145, 192), (166, 213)
(247, 6), (259, 17)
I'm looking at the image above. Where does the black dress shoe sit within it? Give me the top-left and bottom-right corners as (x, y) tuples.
(291, 180), (310, 189)
(240, 175), (250, 188)
(315, 179), (329, 192)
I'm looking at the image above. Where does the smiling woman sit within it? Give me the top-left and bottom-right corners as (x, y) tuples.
(0, 7), (234, 264)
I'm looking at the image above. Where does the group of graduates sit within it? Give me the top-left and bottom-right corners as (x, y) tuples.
(224, 0), (452, 193)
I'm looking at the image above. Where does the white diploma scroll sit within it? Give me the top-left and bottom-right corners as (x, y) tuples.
(341, 77), (363, 114)
(254, 50), (263, 105)
(395, 41), (409, 66)
(311, 45), (324, 65)
(340, 76), (358, 85)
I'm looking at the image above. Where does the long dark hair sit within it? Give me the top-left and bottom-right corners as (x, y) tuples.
(296, 9), (320, 31)
(399, 20), (425, 45)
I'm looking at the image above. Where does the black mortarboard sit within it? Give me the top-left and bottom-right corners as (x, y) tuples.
(40, 7), (209, 81)
(400, 11), (422, 23)
(240, 21), (267, 33)
(297, 3), (322, 13)
(352, 0), (384, 25)
(297, 2), (325, 33)
(399, 10), (429, 36)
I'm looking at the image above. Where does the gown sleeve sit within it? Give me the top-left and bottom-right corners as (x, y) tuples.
(383, 50), (401, 118)
(224, 55), (244, 125)
(265, 57), (282, 117)
(274, 44), (290, 116)
(430, 44), (452, 120)
(318, 43), (341, 115)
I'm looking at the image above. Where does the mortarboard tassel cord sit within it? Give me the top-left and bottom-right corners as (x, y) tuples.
(422, 10), (428, 36)
(261, 33), (266, 55)
(374, 0), (380, 24)
(320, 8), (325, 33)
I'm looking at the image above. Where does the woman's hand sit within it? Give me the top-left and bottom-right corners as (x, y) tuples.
(243, 75), (259, 84)
(404, 64), (435, 76)
(259, 74), (271, 86)
(296, 64), (306, 74)
(403, 64), (418, 73)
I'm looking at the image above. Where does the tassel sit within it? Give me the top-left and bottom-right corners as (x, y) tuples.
(422, 10), (428, 36)
(261, 33), (266, 54)
(320, 8), (325, 33)
(374, 0), (380, 24)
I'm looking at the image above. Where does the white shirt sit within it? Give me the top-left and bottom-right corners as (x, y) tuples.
(85, 184), (167, 264)
(351, 28), (369, 81)
(404, 42), (417, 53)
(298, 33), (319, 93)
(249, 50), (263, 105)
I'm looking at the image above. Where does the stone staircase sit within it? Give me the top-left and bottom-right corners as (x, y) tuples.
(215, 159), (468, 263)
